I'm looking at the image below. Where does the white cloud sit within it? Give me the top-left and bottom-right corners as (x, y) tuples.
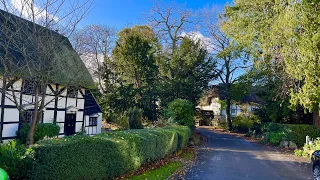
(180, 31), (214, 52)
(11, 0), (59, 23)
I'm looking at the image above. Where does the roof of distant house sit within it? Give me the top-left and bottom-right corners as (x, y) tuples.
(0, 10), (93, 87)
(203, 85), (263, 105)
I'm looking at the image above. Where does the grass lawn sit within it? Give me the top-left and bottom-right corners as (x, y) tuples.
(128, 161), (183, 180)
(180, 151), (194, 159)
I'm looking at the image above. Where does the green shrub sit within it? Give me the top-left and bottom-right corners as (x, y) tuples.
(266, 132), (285, 145)
(218, 120), (228, 130)
(262, 123), (286, 133)
(285, 124), (320, 147)
(0, 141), (34, 179)
(262, 123), (320, 147)
(30, 126), (191, 180)
(165, 99), (195, 129)
(294, 149), (309, 157)
(18, 123), (60, 144)
(232, 115), (260, 133)
(113, 113), (130, 130)
(295, 138), (320, 157)
(128, 107), (143, 129)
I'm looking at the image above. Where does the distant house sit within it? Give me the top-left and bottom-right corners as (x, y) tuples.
(198, 85), (262, 120)
(0, 10), (102, 142)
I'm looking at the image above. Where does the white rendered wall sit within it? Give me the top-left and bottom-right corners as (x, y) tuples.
(0, 78), (93, 140)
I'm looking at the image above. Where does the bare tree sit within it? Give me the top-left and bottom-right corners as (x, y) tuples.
(147, 1), (196, 52)
(71, 25), (116, 92)
(0, 0), (93, 145)
(202, 8), (251, 130)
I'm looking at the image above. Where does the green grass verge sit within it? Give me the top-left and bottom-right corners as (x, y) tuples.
(128, 161), (183, 180)
(181, 152), (194, 160)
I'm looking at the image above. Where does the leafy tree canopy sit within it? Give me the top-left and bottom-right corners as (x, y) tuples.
(223, 0), (320, 112)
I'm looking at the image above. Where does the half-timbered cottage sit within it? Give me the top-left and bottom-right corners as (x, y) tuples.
(0, 10), (102, 142)
(198, 85), (262, 120)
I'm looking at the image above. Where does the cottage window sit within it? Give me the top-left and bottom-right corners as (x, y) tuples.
(89, 117), (97, 126)
(67, 87), (78, 98)
(20, 110), (33, 126)
(22, 80), (35, 95)
(231, 109), (236, 114)
(22, 80), (46, 95)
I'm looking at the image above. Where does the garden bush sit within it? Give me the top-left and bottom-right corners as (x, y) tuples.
(232, 115), (260, 133)
(128, 107), (143, 129)
(0, 141), (34, 179)
(262, 123), (286, 133)
(285, 124), (320, 147)
(295, 138), (320, 157)
(30, 126), (191, 180)
(266, 132), (285, 145)
(18, 123), (60, 144)
(165, 99), (195, 129)
(113, 113), (130, 130)
(217, 120), (228, 130)
(262, 123), (320, 147)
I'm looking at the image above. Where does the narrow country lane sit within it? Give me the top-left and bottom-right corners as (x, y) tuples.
(185, 127), (312, 180)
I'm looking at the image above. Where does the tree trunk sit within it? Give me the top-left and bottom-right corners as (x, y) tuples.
(26, 124), (35, 146)
(226, 97), (232, 131)
(26, 86), (40, 146)
(313, 108), (320, 127)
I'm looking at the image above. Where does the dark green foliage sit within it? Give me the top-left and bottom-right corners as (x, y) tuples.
(218, 121), (228, 130)
(266, 132), (285, 145)
(262, 123), (286, 133)
(128, 107), (143, 129)
(18, 123), (60, 144)
(232, 115), (260, 133)
(103, 26), (159, 122)
(30, 126), (191, 180)
(165, 99), (195, 129)
(111, 113), (130, 130)
(0, 141), (34, 179)
(231, 70), (313, 125)
(196, 110), (214, 126)
(158, 37), (216, 106)
(262, 123), (320, 147)
(285, 124), (320, 147)
(110, 107), (143, 129)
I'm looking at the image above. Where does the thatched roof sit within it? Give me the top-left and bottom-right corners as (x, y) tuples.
(203, 85), (263, 105)
(0, 10), (93, 87)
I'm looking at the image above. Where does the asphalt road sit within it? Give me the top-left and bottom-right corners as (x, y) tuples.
(185, 127), (312, 180)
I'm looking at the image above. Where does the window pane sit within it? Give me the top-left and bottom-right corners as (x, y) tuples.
(23, 80), (35, 94)
(22, 80), (46, 95)
(89, 117), (97, 126)
(67, 87), (78, 98)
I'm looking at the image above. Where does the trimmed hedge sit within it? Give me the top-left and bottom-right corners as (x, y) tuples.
(263, 123), (320, 147)
(30, 126), (191, 180)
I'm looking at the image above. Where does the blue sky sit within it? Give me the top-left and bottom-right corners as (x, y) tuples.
(79, 0), (231, 29)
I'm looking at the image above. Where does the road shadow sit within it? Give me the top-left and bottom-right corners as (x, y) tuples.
(185, 127), (312, 180)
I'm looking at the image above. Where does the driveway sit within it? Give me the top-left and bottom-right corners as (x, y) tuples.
(185, 127), (312, 180)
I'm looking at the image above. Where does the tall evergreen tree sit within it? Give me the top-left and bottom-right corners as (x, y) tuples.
(106, 26), (159, 121)
(159, 37), (216, 106)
